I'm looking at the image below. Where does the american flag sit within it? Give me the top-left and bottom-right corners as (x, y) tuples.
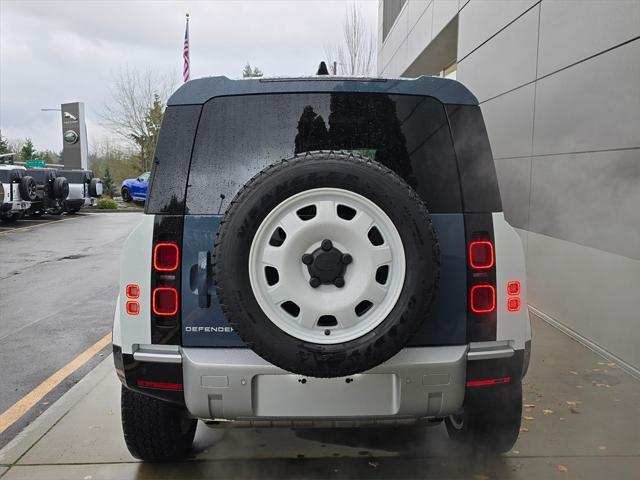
(183, 14), (190, 83)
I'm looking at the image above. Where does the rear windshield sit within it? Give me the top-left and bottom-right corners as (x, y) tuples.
(184, 93), (463, 214)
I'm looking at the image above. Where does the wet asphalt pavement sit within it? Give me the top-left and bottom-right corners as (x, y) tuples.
(0, 212), (143, 447)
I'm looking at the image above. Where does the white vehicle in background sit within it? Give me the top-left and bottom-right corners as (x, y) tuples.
(0, 163), (37, 223)
(62, 169), (103, 213)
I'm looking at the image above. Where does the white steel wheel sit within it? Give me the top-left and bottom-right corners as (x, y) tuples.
(248, 188), (406, 344)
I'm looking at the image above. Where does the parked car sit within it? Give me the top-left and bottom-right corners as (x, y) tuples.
(121, 172), (150, 202)
(63, 169), (103, 213)
(112, 75), (531, 461)
(0, 165), (36, 222)
(27, 168), (69, 216)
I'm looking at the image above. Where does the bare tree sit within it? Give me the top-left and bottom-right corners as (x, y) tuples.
(325, 3), (376, 76)
(101, 66), (177, 171)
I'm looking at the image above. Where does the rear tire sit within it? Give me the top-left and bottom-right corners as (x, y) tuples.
(121, 187), (132, 202)
(1, 212), (22, 223)
(121, 387), (196, 462)
(445, 379), (522, 453)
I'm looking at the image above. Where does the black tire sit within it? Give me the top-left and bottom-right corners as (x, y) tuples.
(19, 176), (38, 201)
(121, 387), (197, 462)
(445, 379), (523, 453)
(121, 187), (132, 202)
(52, 176), (69, 199)
(1, 212), (22, 223)
(214, 152), (440, 378)
(89, 178), (101, 197)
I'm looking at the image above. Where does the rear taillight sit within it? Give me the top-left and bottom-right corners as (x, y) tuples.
(153, 243), (179, 271)
(470, 284), (496, 313)
(466, 376), (511, 387)
(152, 287), (179, 316)
(506, 280), (522, 312)
(469, 240), (494, 269)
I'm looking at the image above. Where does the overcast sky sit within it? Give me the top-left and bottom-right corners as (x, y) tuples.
(0, 0), (378, 152)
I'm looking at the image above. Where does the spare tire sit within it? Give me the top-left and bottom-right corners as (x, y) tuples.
(53, 176), (69, 199)
(214, 152), (440, 378)
(89, 178), (102, 197)
(19, 176), (38, 201)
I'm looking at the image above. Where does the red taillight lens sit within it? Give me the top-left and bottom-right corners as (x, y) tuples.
(153, 243), (179, 272)
(507, 280), (521, 296)
(136, 380), (183, 391)
(126, 284), (140, 299)
(507, 297), (521, 312)
(466, 376), (511, 387)
(152, 287), (178, 316)
(469, 241), (494, 269)
(126, 301), (140, 315)
(470, 284), (496, 313)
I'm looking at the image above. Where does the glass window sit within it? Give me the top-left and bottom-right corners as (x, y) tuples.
(186, 93), (463, 214)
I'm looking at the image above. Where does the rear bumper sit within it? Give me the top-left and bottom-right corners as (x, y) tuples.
(2, 201), (30, 212)
(116, 341), (522, 421)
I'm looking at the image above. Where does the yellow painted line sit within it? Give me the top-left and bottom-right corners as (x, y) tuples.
(0, 332), (112, 434)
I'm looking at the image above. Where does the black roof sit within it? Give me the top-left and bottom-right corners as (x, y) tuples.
(167, 75), (478, 107)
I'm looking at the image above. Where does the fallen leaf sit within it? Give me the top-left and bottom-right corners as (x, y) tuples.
(368, 461), (379, 468)
(607, 362), (616, 367)
(569, 370), (578, 375)
(569, 407), (580, 414)
(595, 383), (608, 388)
(523, 415), (535, 421)
(543, 409), (554, 415)
(524, 404), (536, 409)
(566, 401), (581, 406)
(593, 368), (601, 372)
(520, 427), (529, 432)
(576, 385), (583, 389)
(597, 362), (606, 365)
(557, 465), (568, 473)
(513, 450), (520, 454)
(599, 446), (607, 450)
(559, 417), (566, 420)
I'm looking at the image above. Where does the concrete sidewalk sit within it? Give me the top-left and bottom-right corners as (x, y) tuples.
(1, 316), (639, 479)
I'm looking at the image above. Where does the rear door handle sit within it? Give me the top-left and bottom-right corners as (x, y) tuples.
(197, 251), (211, 308)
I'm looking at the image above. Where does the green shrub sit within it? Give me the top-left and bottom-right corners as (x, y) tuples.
(96, 198), (118, 210)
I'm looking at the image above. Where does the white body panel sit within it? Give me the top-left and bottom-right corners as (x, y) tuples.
(493, 212), (531, 350)
(1, 166), (30, 212)
(114, 214), (154, 353)
(66, 183), (85, 201)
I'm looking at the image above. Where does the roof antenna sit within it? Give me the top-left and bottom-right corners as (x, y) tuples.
(316, 61), (329, 76)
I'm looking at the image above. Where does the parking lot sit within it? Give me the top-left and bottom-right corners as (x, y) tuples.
(0, 213), (639, 479)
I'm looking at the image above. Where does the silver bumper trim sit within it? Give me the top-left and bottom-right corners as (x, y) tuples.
(467, 341), (514, 360)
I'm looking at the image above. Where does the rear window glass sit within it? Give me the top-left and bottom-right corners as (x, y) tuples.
(186, 93), (463, 214)
(146, 105), (202, 215)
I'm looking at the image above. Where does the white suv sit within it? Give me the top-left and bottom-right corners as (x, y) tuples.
(0, 164), (36, 223)
(113, 75), (531, 461)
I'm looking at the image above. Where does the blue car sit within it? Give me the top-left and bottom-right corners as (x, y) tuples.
(121, 171), (150, 202)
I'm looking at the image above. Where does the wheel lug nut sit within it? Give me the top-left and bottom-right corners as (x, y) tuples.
(321, 239), (333, 251)
(301, 253), (313, 265)
(341, 254), (352, 265)
(333, 277), (345, 288)
(309, 277), (321, 288)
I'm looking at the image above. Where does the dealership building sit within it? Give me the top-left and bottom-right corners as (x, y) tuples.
(377, 0), (640, 373)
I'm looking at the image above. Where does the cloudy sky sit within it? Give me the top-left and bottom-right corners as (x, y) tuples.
(0, 0), (378, 152)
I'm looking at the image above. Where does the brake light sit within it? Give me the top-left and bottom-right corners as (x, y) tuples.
(470, 284), (495, 313)
(152, 287), (178, 316)
(126, 284), (140, 299)
(466, 376), (511, 387)
(153, 243), (179, 272)
(507, 280), (520, 296)
(469, 240), (494, 269)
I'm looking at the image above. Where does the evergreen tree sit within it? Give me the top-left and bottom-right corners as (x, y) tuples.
(20, 138), (36, 161)
(0, 132), (9, 154)
(242, 63), (263, 78)
(102, 167), (117, 198)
